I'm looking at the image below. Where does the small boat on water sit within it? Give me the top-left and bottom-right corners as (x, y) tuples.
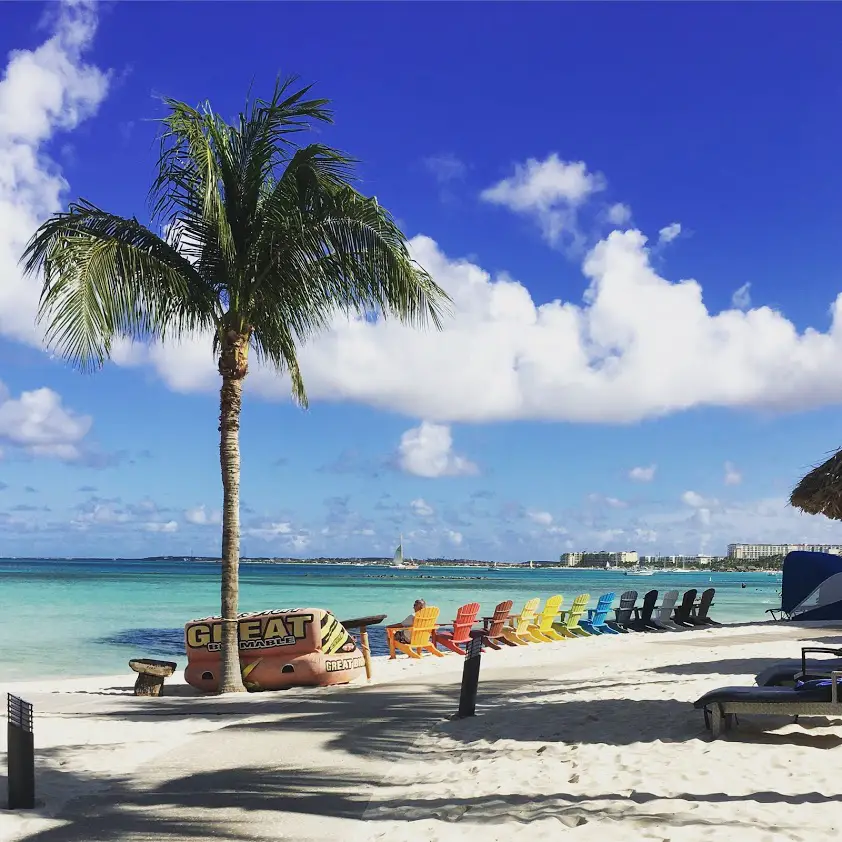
(625, 566), (655, 576)
(391, 536), (419, 570)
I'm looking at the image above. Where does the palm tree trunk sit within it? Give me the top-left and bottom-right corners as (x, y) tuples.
(216, 329), (251, 694)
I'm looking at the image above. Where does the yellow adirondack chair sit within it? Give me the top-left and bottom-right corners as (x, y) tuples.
(529, 595), (566, 642)
(387, 606), (444, 659)
(502, 597), (541, 645)
(554, 593), (591, 638)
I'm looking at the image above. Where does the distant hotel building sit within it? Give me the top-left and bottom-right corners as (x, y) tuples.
(561, 551), (639, 567)
(727, 543), (842, 560)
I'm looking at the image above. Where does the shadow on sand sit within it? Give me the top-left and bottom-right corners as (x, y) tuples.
(5, 670), (842, 840)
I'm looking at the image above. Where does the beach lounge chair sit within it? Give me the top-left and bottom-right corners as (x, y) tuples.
(554, 593), (590, 638)
(387, 606), (443, 659)
(433, 602), (481, 655)
(755, 647), (842, 687)
(650, 590), (680, 630)
(529, 595), (566, 642)
(580, 592), (619, 634)
(477, 600), (513, 650)
(628, 590), (660, 632)
(694, 671), (842, 739)
(606, 590), (637, 632)
(502, 598), (542, 645)
(672, 589), (698, 627)
(687, 587), (718, 626)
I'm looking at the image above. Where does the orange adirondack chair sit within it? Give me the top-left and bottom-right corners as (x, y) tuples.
(386, 606), (443, 659)
(478, 600), (514, 650)
(433, 602), (481, 654)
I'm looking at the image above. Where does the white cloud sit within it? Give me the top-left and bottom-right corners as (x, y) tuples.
(247, 521), (293, 538)
(397, 422), (478, 478)
(480, 154), (605, 244)
(423, 153), (466, 185)
(724, 461), (742, 486)
(0, 381), (91, 460)
(527, 510), (553, 526)
(0, 1), (109, 347)
(286, 534), (311, 552)
(587, 492), (627, 509)
(184, 505), (221, 526)
(731, 282), (751, 310)
(607, 203), (632, 226)
(447, 530), (464, 547)
(410, 497), (435, 517)
(657, 222), (681, 245)
(73, 500), (129, 527)
(99, 226), (842, 428)
(681, 490), (715, 508)
(628, 464), (656, 482)
(144, 520), (178, 533)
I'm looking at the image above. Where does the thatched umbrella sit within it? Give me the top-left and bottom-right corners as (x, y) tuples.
(791, 448), (842, 520)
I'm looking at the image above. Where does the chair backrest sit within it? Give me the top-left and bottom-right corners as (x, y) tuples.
(639, 590), (658, 621)
(537, 595), (563, 631)
(409, 606), (440, 646)
(486, 600), (513, 637)
(564, 593), (590, 628)
(696, 588), (715, 618)
(654, 590), (679, 622)
(513, 598), (540, 634)
(615, 590), (637, 623)
(674, 589), (697, 620)
(591, 593), (615, 625)
(450, 602), (481, 644)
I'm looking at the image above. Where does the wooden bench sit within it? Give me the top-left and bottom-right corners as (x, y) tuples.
(129, 658), (177, 696)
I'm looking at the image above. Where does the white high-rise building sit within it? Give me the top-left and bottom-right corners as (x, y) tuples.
(727, 543), (842, 560)
(560, 550), (639, 567)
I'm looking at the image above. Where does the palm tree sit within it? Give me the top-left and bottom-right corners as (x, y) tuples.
(23, 79), (451, 693)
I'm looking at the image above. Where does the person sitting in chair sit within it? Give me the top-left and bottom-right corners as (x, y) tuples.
(389, 599), (426, 644)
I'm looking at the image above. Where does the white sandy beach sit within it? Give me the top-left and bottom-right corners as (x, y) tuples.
(3, 622), (842, 841)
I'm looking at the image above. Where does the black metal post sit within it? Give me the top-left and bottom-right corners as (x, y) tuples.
(7, 694), (34, 810)
(457, 636), (482, 718)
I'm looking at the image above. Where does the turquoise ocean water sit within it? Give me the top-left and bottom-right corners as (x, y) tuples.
(0, 559), (782, 681)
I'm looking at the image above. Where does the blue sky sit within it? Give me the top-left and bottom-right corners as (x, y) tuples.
(3, 1), (842, 560)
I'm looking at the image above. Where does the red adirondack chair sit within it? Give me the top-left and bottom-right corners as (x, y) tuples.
(477, 600), (514, 650)
(433, 602), (481, 654)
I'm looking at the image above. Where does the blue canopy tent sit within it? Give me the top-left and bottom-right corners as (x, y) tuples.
(780, 551), (842, 621)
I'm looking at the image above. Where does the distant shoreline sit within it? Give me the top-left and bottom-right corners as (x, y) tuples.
(2, 556), (783, 574)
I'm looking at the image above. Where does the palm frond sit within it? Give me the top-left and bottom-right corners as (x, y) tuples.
(252, 172), (451, 332)
(22, 201), (217, 371)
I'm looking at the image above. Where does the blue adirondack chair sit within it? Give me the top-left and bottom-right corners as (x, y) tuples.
(580, 592), (619, 634)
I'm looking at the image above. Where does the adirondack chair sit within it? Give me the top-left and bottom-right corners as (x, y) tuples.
(433, 602), (481, 654)
(580, 592), (619, 634)
(554, 593), (590, 638)
(672, 589), (698, 627)
(628, 589), (659, 631)
(529, 595), (566, 642)
(689, 588), (719, 626)
(650, 590), (680, 630)
(502, 597), (542, 645)
(606, 590), (637, 632)
(387, 606), (443, 659)
(477, 600), (513, 650)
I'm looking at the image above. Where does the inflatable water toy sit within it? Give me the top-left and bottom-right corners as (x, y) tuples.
(184, 608), (365, 692)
